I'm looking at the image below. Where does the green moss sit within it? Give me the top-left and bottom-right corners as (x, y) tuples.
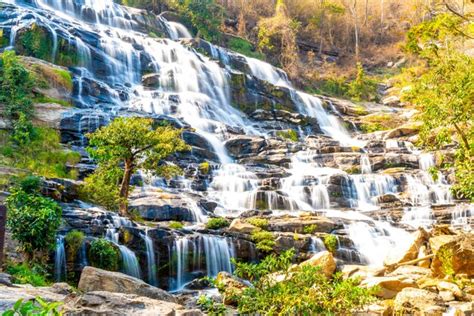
(247, 217), (269, 229)
(228, 37), (265, 60)
(169, 221), (184, 229)
(206, 217), (230, 230)
(255, 199), (267, 210)
(16, 24), (53, 62)
(33, 95), (72, 107)
(65, 230), (85, 257)
(251, 230), (275, 253)
(303, 224), (317, 234)
(276, 129), (298, 142)
(323, 235), (338, 254)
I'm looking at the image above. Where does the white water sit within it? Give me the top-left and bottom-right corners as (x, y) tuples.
(141, 231), (158, 286)
(54, 235), (67, 282)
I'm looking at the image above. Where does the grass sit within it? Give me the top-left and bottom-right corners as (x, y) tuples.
(247, 217), (269, 229)
(33, 95), (72, 107)
(169, 221), (184, 229)
(6, 262), (49, 287)
(228, 37), (265, 60)
(206, 217), (230, 230)
(276, 129), (299, 142)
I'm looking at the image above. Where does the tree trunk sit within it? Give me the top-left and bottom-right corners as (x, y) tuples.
(119, 159), (133, 216)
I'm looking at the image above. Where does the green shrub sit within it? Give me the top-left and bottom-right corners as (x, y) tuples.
(323, 234), (338, 254)
(232, 249), (376, 315)
(228, 37), (265, 60)
(247, 217), (269, 229)
(199, 161), (210, 174)
(347, 63), (378, 102)
(65, 230), (85, 257)
(16, 24), (53, 62)
(3, 298), (62, 316)
(88, 239), (120, 271)
(206, 217), (230, 230)
(6, 263), (49, 287)
(251, 230), (275, 253)
(169, 221), (185, 229)
(197, 295), (227, 315)
(6, 186), (62, 260)
(276, 129), (298, 142)
(303, 224), (317, 234)
(437, 246), (455, 277)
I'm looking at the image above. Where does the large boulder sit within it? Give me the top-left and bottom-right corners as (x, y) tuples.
(0, 285), (66, 312)
(429, 233), (474, 277)
(64, 291), (196, 316)
(78, 267), (176, 303)
(225, 136), (266, 158)
(394, 288), (446, 314)
(384, 228), (428, 269)
(228, 219), (257, 234)
(299, 251), (336, 278)
(361, 276), (418, 299)
(267, 217), (338, 234)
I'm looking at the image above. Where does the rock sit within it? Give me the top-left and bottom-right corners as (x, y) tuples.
(267, 217), (338, 234)
(64, 291), (189, 316)
(382, 95), (401, 107)
(0, 274), (13, 287)
(439, 290), (456, 302)
(142, 73), (160, 88)
(225, 136), (266, 158)
(0, 285), (66, 312)
(299, 251), (336, 278)
(228, 219), (257, 234)
(394, 288), (446, 314)
(384, 228), (428, 269)
(33, 103), (68, 129)
(388, 265), (431, 281)
(447, 301), (474, 315)
(429, 233), (474, 277)
(384, 122), (422, 139)
(216, 272), (247, 306)
(362, 276), (418, 299)
(437, 281), (464, 301)
(185, 278), (211, 290)
(78, 267), (176, 303)
(341, 265), (385, 281)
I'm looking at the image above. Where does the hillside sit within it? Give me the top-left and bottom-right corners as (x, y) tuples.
(0, 0), (472, 315)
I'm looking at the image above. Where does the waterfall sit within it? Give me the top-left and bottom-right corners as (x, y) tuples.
(54, 236), (67, 282)
(360, 154), (372, 174)
(171, 235), (235, 291)
(141, 231), (158, 286)
(309, 237), (326, 253)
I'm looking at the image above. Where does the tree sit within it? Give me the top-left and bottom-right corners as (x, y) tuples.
(86, 117), (189, 215)
(6, 177), (62, 261)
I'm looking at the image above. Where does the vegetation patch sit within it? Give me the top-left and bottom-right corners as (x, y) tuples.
(323, 234), (338, 254)
(276, 129), (298, 142)
(6, 262), (49, 286)
(89, 238), (120, 272)
(246, 217), (269, 229)
(228, 37), (265, 60)
(169, 221), (185, 230)
(65, 230), (85, 258)
(251, 230), (275, 253)
(206, 217), (230, 230)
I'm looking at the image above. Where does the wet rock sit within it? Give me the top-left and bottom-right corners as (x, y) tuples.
(393, 288), (446, 314)
(64, 291), (189, 316)
(185, 278), (211, 290)
(429, 233), (474, 277)
(78, 267), (177, 303)
(299, 251), (336, 278)
(225, 136), (266, 158)
(216, 272), (247, 306)
(362, 276), (418, 299)
(267, 217), (338, 234)
(142, 73), (160, 88)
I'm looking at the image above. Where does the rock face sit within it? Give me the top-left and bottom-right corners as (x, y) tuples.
(394, 288), (446, 314)
(384, 228), (428, 268)
(429, 233), (474, 277)
(362, 275), (418, 299)
(78, 267), (177, 303)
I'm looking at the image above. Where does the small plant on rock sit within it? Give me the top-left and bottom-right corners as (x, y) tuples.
(3, 298), (63, 316)
(303, 224), (317, 234)
(169, 221), (184, 230)
(65, 230), (85, 257)
(323, 234), (338, 254)
(88, 238), (120, 272)
(247, 217), (269, 229)
(251, 230), (275, 253)
(206, 218), (230, 230)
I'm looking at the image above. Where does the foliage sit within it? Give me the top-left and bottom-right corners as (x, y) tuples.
(88, 238), (120, 272)
(169, 221), (184, 229)
(323, 234), (338, 254)
(228, 37), (265, 60)
(206, 217), (230, 230)
(16, 24), (53, 62)
(303, 224), (317, 234)
(246, 217), (269, 229)
(199, 161), (210, 174)
(404, 12), (473, 200)
(233, 249), (376, 314)
(65, 230), (85, 257)
(197, 295), (227, 316)
(437, 246), (455, 277)
(2, 298), (62, 316)
(347, 63), (378, 102)
(251, 230), (275, 253)
(276, 129), (298, 142)
(6, 263), (49, 287)
(6, 185), (62, 259)
(33, 95), (72, 107)
(168, 0), (223, 42)
(85, 117), (189, 214)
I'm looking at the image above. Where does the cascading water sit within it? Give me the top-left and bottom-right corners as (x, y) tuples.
(54, 235), (67, 282)
(141, 231), (158, 286)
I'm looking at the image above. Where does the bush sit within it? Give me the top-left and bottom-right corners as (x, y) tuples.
(251, 230), (275, 253)
(206, 217), (230, 230)
(6, 186), (62, 260)
(197, 295), (227, 315)
(228, 37), (265, 60)
(347, 63), (378, 102)
(199, 161), (210, 174)
(323, 234), (338, 254)
(88, 239), (120, 271)
(169, 221), (185, 229)
(233, 249), (376, 315)
(303, 224), (317, 234)
(3, 298), (62, 316)
(246, 217), (269, 229)
(6, 262), (49, 287)
(65, 230), (85, 257)
(276, 129), (298, 142)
